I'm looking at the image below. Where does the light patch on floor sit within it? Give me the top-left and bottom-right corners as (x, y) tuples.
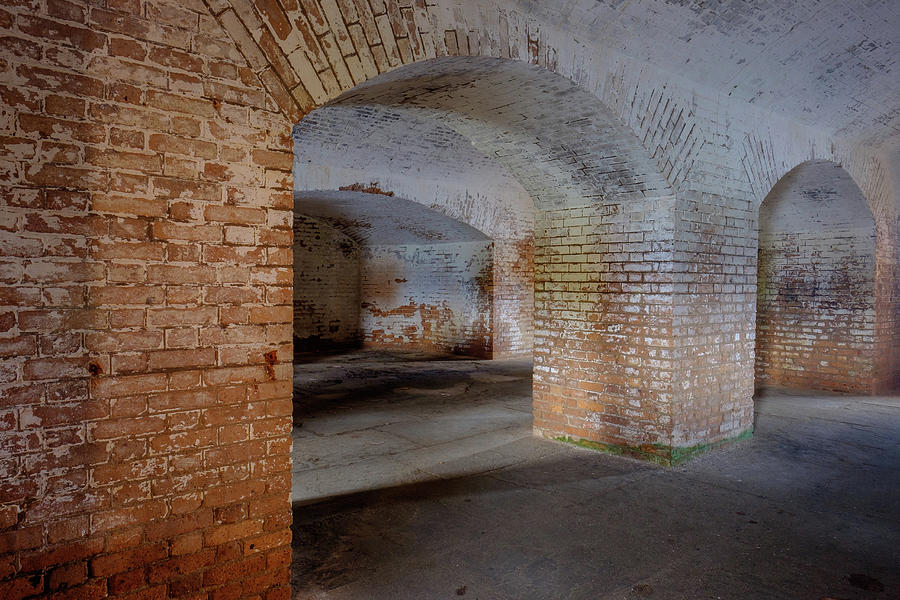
(291, 350), (534, 504)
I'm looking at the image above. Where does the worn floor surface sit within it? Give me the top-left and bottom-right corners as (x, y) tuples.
(291, 351), (900, 599)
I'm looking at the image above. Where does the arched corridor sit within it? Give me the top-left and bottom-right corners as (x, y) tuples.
(0, 1), (898, 598)
(288, 56), (753, 464)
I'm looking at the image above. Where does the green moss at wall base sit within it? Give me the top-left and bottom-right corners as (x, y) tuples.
(553, 428), (754, 466)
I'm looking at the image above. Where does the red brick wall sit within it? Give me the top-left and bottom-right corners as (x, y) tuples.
(292, 216), (360, 351)
(874, 219), (900, 393)
(0, 2), (293, 598)
(755, 162), (877, 393)
(291, 211), (511, 360)
(756, 229), (876, 392)
(360, 241), (493, 357)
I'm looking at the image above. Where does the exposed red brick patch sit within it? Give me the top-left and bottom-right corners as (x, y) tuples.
(338, 182), (395, 196)
(1, 0), (294, 597)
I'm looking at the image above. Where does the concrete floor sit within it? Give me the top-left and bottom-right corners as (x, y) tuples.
(290, 350), (533, 504)
(290, 351), (900, 599)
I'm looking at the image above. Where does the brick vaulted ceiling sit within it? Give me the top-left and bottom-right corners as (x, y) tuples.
(209, 0), (900, 155)
(519, 0), (900, 153)
(294, 190), (492, 245)
(293, 102), (536, 239)
(206, 0), (900, 222)
(303, 58), (678, 210)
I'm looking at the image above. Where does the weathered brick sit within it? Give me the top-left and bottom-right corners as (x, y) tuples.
(90, 542), (168, 577)
(250, 149), (291, 171)
(18, 14), (106, 50)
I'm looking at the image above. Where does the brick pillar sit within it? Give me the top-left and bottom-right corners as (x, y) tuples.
(874, 217), (900, 392)
(533, 192), (757, 464)
(532, 196), (680, 463)
(671, 192), (755, 453)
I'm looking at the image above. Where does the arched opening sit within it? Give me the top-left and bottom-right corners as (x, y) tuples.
(289, 190), (534, 504)
(287, 54), (692, 487)
(293, 56), (682, 457)
(281, 53), (790, 597)
(755, 160), (877, 393)
(286, 56), (691, 593)
(287, 58), (548, 508)
(293, 192), (498, 358)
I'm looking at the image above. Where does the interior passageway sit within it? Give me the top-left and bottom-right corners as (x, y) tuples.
(285, 55), (898, 600)
(4, 2), (900, 598)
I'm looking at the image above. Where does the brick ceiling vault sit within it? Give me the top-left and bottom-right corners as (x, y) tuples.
(202, 0), (900, 222)
(293, 103), (536, 240)
(519, 0), (900, 148)
(761, 160), (875, 232)
(298, 58), (677, 214)
(293, 190), (493, 246)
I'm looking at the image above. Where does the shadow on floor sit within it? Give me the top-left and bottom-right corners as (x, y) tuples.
(291, 391), (900, 600)
(291, 452), (656, 596)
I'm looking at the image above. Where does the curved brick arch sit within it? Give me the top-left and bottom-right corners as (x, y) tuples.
(755, 160), (877, 392)
(293, 189), (493, 245)
(757, 159), (876, 225)
(284, 52), (695, 457)
(203, 0), (696, 195)
(322, 56), (676, 209)
(292, 103), (538, 357)
(741, 129), (894, 226)
(754, 159), (900, 393)
(292, 102), (535, 240)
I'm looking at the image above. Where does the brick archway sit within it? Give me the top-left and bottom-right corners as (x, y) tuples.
(204, 0), (702, 196)
(755, 160), (900, 394)
(756, 160), (877, 392)
(285, 54), (736, 461)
